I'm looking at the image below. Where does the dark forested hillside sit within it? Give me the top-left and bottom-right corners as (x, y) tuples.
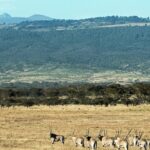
(0, 26), (150, 71)
(0, 18), (150, 85)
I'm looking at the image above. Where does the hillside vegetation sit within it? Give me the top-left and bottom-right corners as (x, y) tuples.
(0, 16), (150, 84)
(0, 26), (150, 70)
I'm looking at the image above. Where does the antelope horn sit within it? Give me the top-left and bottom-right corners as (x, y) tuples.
(49, 122), (53, 133)
(127, 129), (132, 136)
(124, 129), (132, 140)
(49, 128), (52, 134)
(138, 131), (142, 137)
(72, 129), (75, 136)
(104, 130), (106, 136)
(115, 129), (119, 137)
(119, 129), (122, 136)
(105, 130), (107, 136)
(117, 129), (120, 136)
(134, 129), (137, 136)
(139, 131), (144, 139)
(85, 129), (89, 136)
(99, 129), (102, 135)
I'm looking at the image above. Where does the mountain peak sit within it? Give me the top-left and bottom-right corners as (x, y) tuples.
(0, 13), (11, 18)
(28, 14), (52, 21)
(0, 13), (53, 24)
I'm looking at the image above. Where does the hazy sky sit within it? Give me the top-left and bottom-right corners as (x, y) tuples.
(0, 0), (150, 19)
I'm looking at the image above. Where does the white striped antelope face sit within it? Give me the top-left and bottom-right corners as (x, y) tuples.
(97, 129), (106, 141)
(83, 129), (98, 150)
(84, 136), (97, 149)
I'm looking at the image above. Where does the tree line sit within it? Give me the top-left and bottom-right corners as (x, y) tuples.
(0, 83), (149, 107)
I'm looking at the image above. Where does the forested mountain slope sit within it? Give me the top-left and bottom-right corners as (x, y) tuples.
(0, 20), (150, 85)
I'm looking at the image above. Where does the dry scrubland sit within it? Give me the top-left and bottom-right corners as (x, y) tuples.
(0, 105), (150, 150)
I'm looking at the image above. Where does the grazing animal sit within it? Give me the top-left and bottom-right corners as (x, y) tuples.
(98, 129), (115, 148)
(128, 130), (143, 147)
(49, 130), (65, 144)
(114, 137), (129, 150)
(71, 130), (84, 147)
(128, 136), (138, 146)
(135, 131), (148, 150)
(72, 136), (85, 147)
(114, 129), (132, 150)
(84, 129), (97, 150)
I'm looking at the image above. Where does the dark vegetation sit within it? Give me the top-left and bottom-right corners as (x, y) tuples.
(0, 83), (149, 107)
(0, 26), (150, 73)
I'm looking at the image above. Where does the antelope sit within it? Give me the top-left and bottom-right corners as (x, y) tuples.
(128, 130), (139, 146)
(71, 130), (84, 147)
(136, 132), (148, 150)
(49, 130), (65, 144)
(114, 129), (132, 150)
(84, 129), (97, 150)
(98, 129), (115, 148)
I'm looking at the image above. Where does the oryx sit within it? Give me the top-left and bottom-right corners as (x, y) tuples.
(114, 129), (132, 150)
(128, 130), (139, 146)
(49, 129), (65, 144)
(98, 129), (115, 148)
(136, 132), (148, 150)
(84, 129), (97, 150)
(71, 130), (84, 147)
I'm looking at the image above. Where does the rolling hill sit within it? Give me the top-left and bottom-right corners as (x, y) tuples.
(0, 15), (150, 86)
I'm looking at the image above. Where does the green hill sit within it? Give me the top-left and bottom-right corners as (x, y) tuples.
(0, 18), (150, 85)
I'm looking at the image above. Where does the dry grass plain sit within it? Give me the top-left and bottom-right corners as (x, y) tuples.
(0, 105), (150, 150)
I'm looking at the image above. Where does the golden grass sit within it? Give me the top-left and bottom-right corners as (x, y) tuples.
(0, 105), (150, 150)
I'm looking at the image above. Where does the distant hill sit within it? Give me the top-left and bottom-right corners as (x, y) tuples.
(14, 15), (150, 31)
(28, 14), (53, 21)
(0, 13), (150, 25)
(0, 13), (53, 24)
(0, 15), (150, 85)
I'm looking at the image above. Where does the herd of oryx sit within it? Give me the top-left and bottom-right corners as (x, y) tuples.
(49, 129), (150, 150)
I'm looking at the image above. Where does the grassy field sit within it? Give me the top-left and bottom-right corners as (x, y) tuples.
(0, 105), (150, 150)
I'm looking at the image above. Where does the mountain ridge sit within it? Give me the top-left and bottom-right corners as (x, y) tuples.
(0, 13), (53, 24)
(0, 13), (150, 24)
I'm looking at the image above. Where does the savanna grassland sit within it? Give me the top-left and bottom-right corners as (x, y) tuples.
(0, 105), (150, 150)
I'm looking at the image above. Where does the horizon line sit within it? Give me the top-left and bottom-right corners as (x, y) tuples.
(0, 12), (150, 20)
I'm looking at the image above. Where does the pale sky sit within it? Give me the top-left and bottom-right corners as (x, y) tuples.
(0, 0), (150, 19)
